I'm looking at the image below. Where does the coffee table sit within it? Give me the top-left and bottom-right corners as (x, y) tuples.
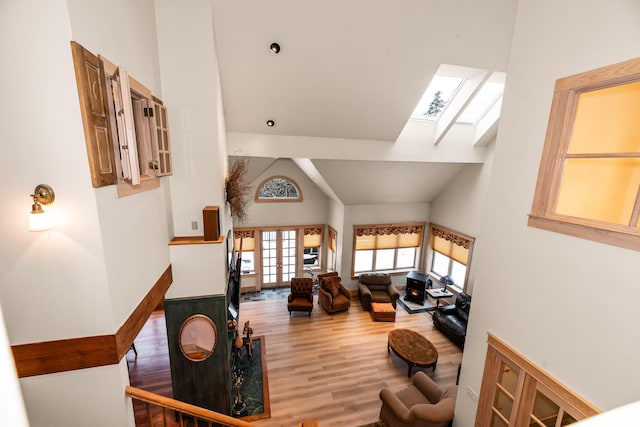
(387, 328), (438, 377)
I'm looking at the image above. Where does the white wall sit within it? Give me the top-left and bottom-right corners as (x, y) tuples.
(455, 1), (640, 425)
(242, 158), (330, 228)
(154, 0), (229, 300)
(328, 199), (346, 273)
(0, 0), (113, 344)
(0, 1), (174, 426)
(155, 0), (228, 238)
(20, 362), (134, 427)
(67, 0), (174, 339)
(66, 0), (162, 95)
(342, 203), (430, 290)
(0, 304), (28, 427)
(430, 140), (495, 294)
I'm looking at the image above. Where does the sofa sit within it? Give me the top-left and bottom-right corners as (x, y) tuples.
(287, 277), (314, 316)
(379, 371), (457, 427)
(317, 271), (351, 313)
(358, 273), (400, 311)
(432, 292), (471, 349)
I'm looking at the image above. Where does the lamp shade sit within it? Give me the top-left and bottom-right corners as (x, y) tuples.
(29, 210), (52, 232)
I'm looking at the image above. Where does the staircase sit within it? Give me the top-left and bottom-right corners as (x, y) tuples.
(126, 386), (253, 427)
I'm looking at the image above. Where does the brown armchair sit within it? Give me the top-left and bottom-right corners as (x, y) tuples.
(358, 273), (400, 311)
(287, 277), (314, 316)
(317, 272), (351, 313)
(379, 371), (456, 427)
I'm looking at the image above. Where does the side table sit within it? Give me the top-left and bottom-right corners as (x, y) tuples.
(425, 288), (454, 312)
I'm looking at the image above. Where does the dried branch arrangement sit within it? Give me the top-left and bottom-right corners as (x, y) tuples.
(225, 158), (251, 221)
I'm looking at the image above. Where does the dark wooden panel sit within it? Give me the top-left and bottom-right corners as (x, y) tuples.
(164, 295), (231, 415)
(203, 206), (220, 241)
(11, 265), (173, 378)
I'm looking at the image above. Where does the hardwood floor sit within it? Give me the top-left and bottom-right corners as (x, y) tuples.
(127, 296), (462, 427)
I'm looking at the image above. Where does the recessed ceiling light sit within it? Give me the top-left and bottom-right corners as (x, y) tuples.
(269, 42), (281, 54)
(266, 119), (276, 127)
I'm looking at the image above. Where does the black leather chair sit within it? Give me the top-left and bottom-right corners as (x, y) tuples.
(432, 292), (471, 349)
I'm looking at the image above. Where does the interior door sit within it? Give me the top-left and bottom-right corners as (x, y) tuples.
(261, 229), (297, 288)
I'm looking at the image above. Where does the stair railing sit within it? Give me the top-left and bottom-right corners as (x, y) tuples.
(125, 386), (253, 427)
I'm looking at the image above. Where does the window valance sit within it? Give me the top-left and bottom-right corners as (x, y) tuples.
(431, 225), (472, 249)
(234, 229), (255, 252)
(303, 226), (323, 248)
(430, 224), (474, 265)
(354, 223), (425, 250)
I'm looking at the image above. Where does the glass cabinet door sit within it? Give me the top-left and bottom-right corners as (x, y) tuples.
(477, 335), (599, 427)
(529, 384), (579, 427)
(490, 361), (520, 426)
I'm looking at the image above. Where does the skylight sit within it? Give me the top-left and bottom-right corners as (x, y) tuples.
(410, 75), (463, 121)
(406, 65), (505, 146)
(456, 81), (504, 124)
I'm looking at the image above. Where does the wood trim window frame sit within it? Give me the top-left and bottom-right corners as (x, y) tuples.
(254, 176), (303, 203)
(327, 226), (338, 272)
(351, 222), (426, 278)
(233, 224), (325, 279)
(427, 223), (475, 292)
(528, 57), (640, 251)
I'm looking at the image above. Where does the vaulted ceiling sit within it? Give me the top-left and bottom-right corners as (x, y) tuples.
(213, 1), (517, 205)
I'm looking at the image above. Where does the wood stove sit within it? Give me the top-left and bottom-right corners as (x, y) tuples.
(404, 271), (431, 305)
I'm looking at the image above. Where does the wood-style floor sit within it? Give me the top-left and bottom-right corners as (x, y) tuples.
(127, 295), (463, 427)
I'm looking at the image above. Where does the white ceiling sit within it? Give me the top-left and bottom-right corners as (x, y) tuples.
(213, 1), (517, 205)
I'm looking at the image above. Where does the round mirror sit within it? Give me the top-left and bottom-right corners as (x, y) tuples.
(178, 314), (218, 362)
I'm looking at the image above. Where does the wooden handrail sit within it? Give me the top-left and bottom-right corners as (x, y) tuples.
(125, 386), (254, 427)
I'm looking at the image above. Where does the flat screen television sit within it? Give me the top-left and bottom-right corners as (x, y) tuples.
(227, 257), (241, 321)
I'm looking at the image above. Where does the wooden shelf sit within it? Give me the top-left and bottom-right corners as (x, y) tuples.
(169, 235), (225, 245)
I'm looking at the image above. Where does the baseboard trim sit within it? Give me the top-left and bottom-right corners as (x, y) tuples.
(11, 265), (173, 378)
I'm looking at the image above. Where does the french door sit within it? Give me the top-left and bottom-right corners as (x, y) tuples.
(261, 229), (297, 288)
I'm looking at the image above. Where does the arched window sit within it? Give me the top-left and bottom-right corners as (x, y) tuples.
(255, 176), (303, 202)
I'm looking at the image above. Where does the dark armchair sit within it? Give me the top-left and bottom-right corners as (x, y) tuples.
(379, 371), (456, 427)
(358, 273), (400, 311)
(317, 272), (351, 313)
(287, 277), (314, 316)
(432, 292), (471, 349)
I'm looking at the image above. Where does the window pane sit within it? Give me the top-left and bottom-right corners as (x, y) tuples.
(375, 249), (395, 270)
(555, 158), (640, 225)
(531, 389), (560, 427)
(396, 247), (416, 269)
(432, 251), (450, 277)
(304, 247), (319, 267)
(240, 251), (254, 274)
(354, 250), (373, 273)
(568, 81), (640, 154)
(490, 412), (508, 427)
(497, 362), (519, 396)
(450, 260), (467, 286)
(327, 248), (335, 270)
(560, 412), (577, 425)
(493, 389), (514, 422)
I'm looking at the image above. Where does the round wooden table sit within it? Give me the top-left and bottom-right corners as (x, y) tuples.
(387, 328), (438, 377)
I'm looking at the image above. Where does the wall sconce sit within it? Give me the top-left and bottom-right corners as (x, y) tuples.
(29, 184), (55, 232)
